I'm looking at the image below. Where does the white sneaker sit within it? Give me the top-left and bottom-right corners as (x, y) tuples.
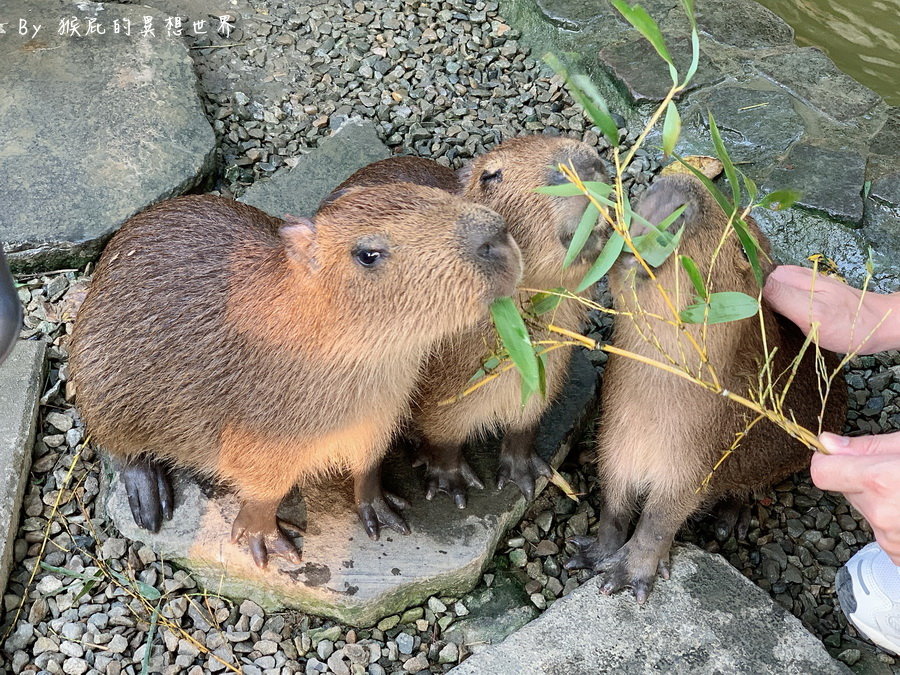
(836, 542), (900, 655)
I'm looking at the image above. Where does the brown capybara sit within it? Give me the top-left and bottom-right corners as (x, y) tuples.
(69, 188), (522, 567)
(331, 135), (608, 509)
(565, 174), (847, 601)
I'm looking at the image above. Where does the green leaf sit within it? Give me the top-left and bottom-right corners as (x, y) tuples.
(73, 578), (99, 603)
(582, 181), (614, 197)
(680, 291), (759, 324)
(490, 297), (540, 402)
(682, 27), (700, 86)
(634, 223), (685, 267)
(534, 184), (584, 196)
(544, 54), (619, 146)
(758, 189), (802, 211)
(708, 111), (740, 208)
(564, 203), (600, 268)
(141, 605), (160, 675)
(611, 1), (675, 72)
(39, 562), (96, 580)
(536, 351), (548, 399)
(662, 101), (681, 157)
(679, 255), (708, 300)
(529, 288), (566, 315)
(577, 231), (624, 291)
(741, 170), (758, 206)
(467, 354), (505, 384)
(109, 569), (162, 601)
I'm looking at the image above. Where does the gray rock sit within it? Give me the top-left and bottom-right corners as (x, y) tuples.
(450, 546), (847, 674)
(756, 48), (884, 124)
(240, 118), (390, 218)
(766, 142), (866, 225)
(0, 341), (45, 595)
(696, 0), (795, 48)
(862, 171), (900, 255)
(0, 0), (215, 272)
(101, 353), (597, 625)
(443, 571), (539, 652)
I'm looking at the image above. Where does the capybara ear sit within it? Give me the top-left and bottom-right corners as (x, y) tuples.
(633, 180), (696, 236)
(280, 215), (320, 271)
(456, 162), (474, 188)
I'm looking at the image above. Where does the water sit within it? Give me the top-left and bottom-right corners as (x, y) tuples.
(755, 0), (900, 105)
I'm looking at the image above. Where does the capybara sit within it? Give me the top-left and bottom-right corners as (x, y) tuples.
(70, 188), (522, 566)
(565, 174), (847, 601)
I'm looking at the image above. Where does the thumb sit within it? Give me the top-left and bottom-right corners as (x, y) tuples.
(819, 430), (900, 457)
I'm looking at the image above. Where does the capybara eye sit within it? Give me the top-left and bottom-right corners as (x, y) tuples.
(480, 168), (503, 185)
(354, 247), (385, 268)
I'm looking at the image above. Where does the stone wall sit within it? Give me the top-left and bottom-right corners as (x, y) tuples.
(502, 0), (900, 291)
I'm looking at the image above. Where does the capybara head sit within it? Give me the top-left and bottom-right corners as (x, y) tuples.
(628, 174), (773, 288)
(460, 135), (607, 285)
(300, 183), (522, 343)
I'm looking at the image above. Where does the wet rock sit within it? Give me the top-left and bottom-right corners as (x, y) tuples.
(0, 0), (215, 272)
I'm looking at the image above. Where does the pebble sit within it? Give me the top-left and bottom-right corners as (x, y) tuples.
(395, 632), (414, 655)
(402, 654), (430, 673)
(438, 642), (459, 664)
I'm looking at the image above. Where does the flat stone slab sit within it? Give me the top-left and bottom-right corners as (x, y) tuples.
(0, 341), (46, 595)
(103, 352), (597, 626)
(767, 142), (866, 225)
(240, 118), (390, 218)
(450, 544), (847, 674)
(0, 0), (216, 272)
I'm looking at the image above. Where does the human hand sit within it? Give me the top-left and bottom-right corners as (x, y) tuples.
(763, 266), (900, 354)
(811, 431), (900, 565)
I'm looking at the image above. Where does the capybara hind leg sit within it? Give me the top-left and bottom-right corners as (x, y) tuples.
(230, 498), (303, 569)
(414, 440), (484, 509)
(598, 494), (699, 604)
(565, 496), (630, 572)
(497, 426), (551, 501)
(120, 456), (174, 533)
(711, 496), (752, 542)
(354, 463), (410, 540)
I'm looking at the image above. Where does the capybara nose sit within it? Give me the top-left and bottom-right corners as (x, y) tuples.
(570, 152), (605, 182)
(459, 210), (523, 298)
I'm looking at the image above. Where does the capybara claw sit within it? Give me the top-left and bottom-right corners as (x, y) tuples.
(358, 492), (410, 540)
(121, 457), (174, 533)
(231, 502), (303, 569)
(496, 450), (551, 501)
(423, 459), (484, 509)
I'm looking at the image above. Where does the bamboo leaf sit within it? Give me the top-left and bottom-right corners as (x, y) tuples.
(741, 170), (758, 206)
(758, 189), (802, 210)
(537, 351), (548, 399)
(544, 54), (619, 145)
(680, 291), (759, 324)
(679, 255), (708, 300)
(141, 605), (160, 675)
(582, 181), (614, 197)
(564, 203), (600, 268)
(611, 0), (675, 74)
(534, 184), (584, 196)
(662, 101), (681, 157)
(549, 469), (579, 502)
(491, 297), (540, 402)
(577, 232), (624, 291)
(708, 111), (741, 208)
(529, 288), (566, 315)
(634, 223), (685, 267)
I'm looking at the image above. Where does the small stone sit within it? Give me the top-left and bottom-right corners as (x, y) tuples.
(316, 640), (334, 660)
(509, 549), (528, 567)
(453, 601), (469, 616)
(530, 593), (547, 610)
(327, 651), (350, 675)
(403, 654), (429, 673)
(33, 636), (59, 655)
(308, 626), (342, 644)
(254, 639), (278, 655)
(37, 575), (63, 594)
(438, 642), (459, 664)
(107, 634), (129, 653)
(415, 619), (429, 632)
(427, 597), (447, 613)
(396, 632), (414, 655)
(100, 538), (127, 559)
(377, 615), (400, 631)
(837, 649), (861, 666)
(534, 540), (559, 556)
(62, 657), (89, 675)
(399, 607), (423, 624)
(47, 412), (74, 432)
(239, 599), (264, 617)
(344, 643), (368, 665)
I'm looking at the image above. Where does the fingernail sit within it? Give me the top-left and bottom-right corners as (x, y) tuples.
(819, 432), (851, 453)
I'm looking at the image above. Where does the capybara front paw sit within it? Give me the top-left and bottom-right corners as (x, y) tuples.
(496, 449), (552, 501)
(357, 491), (410, 540)
(121, 456), (174, 533)
(422, 459), (484, 509)
(230, 503), (303, 569)
(563, 535), (618, 573)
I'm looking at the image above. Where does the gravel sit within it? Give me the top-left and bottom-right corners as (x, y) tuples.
(1, 0), (895, 672)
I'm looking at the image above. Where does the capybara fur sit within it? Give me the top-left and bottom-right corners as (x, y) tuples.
(70, 188), (521, 566)
(332, 135), (608, 506)
(565, 174), (847, 601)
